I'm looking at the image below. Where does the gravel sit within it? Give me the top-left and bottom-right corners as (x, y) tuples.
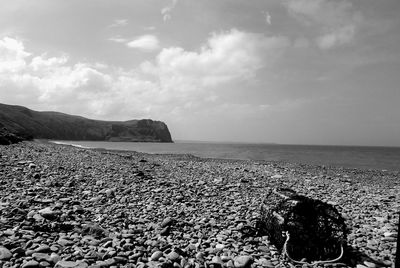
(0, 141), (398, 268)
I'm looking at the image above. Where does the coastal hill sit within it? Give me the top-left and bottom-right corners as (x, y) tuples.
(0, 103), (173, 143)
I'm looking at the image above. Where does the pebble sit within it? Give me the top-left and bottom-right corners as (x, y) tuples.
(167, 251), (181, 262)
(57, 238), (74, 247)
(35, 245), (51, 253)
(233, 255), (253, 268)
(0, 247), (12, 260)
(0, 141), (398, 268)
(22, 260), (40, 268)
(363, 261), (376, 268)
(38, 207), (59, 220)
(54, 261), (89, 268)
(150, 251), (164, 261)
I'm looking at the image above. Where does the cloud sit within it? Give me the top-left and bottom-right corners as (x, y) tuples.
(285, 0), (363, 49)
(126, 35), (160, 51)
(108, 19), (128, 28)
(146, 29), (289, 87)
(264, 11), (272, 25)
(0, 30), (288, 122)
(316, 24), (355, 49)
(161, 0), (178, 21)
(108, 36), (127, 43)
(0, 37), (30, 72)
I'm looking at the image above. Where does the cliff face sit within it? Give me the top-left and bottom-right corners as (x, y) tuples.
(0, 103), (173, 142)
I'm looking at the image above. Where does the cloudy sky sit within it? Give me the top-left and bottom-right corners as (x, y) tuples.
(0, 0), (399, 146)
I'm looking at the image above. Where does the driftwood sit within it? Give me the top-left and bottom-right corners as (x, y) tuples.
(257, 188), (348, 263)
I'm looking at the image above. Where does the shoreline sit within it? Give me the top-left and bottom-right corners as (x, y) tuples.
(0, 141), (398, 267)
(46, 140), (400, 173)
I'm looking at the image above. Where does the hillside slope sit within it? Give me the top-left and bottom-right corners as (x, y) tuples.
(0, 103), (172, 142)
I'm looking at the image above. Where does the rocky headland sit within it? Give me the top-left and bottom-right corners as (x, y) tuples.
(0, 103), (172, 143)
(0, 141), (398, 268)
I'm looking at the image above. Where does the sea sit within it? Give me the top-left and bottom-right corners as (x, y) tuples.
(50, 140), (400, 172)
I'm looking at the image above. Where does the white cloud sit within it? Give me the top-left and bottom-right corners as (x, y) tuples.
(0, 37), (30, 72)
(108, 19), (128, 28)
(126, 35), (160, 51)
(147, 29), (289, 87)
(108, 36), (127, 43)
(161, 0), (178, 21)
(264, 11), (272, 25)
(316, 24), (355, 49)
(285, 0), (363, 49)
(0, 30), (288, 122)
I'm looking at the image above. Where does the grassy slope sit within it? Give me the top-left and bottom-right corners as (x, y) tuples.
(0, 103), (172, 142)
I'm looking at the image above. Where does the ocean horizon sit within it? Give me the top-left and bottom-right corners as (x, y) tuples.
(51, 140), (400, 172)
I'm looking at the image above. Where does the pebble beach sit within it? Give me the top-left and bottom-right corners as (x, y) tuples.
(0, 141), (398, 268)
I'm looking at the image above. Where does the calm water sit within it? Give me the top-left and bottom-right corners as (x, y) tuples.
(52, 141), (400, 171)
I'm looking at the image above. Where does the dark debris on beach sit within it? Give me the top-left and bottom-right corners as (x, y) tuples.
(0, 141), (398, 268)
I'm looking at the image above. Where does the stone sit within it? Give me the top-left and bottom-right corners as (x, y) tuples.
(54, 261), (89, 268)
(35, 245), (51, 253)
(258, 258), (274, 268)
(32, 253), (52, 262)
(209, 256), (223, 268)
(383, 232), (397, 238)
(50, 253), (61, 264)
(363, 261), (376, 268)
(160, 217), (174, 228)
(40, 261), (51, 267)
(233, 255), (253, 268)
(150, 251), (164, 261)
(38, 207), (59, 220)
(0, 247), (12, 260)
(195, 252), (204, 261)
(215, 244), (225, 250)
(57, 238), (74, 247)
(382, 237), (396, 242)
(167, 251), (181, 262)
(22, 260), (40, 268)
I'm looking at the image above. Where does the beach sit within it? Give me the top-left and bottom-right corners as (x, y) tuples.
(0, 141), (398, 268)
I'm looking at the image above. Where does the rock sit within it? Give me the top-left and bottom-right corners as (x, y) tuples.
(105, 188), (115, 198)
(167, 251), (181, 262)
(95, 258), (116, 267)
(50, 253), (61, 264)
(150, 251), (164, 261)
(57, 238), (74, 247)
(22, 260), (40, 268)
(160, 217), (174, 228)
(35, 245), (51, 253)
(38, 207), (60, 220)
(54, 261), (89, 268)
(209, 256), (223, 268)
(29, 163), (37, 169)
(215, 244), (225, 250)
(159, 226), (170, 236)
(363, 261), (376, 268)
(32, 253), (52, 262)
(233, 255), (253, 268)
(383, 232), (397, 238)
(195, 252), (205, 261)
(0, 247), (12, 260)
(257, 258), (274, 268)
(11, 247), (25, 256)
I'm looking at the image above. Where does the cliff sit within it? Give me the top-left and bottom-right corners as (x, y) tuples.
(0, 103), (173, 143)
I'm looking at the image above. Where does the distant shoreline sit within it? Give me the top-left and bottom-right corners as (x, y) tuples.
(47, 140), (400, 172)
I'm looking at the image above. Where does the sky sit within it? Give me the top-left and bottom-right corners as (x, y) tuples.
(0, 0), (400, 146)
